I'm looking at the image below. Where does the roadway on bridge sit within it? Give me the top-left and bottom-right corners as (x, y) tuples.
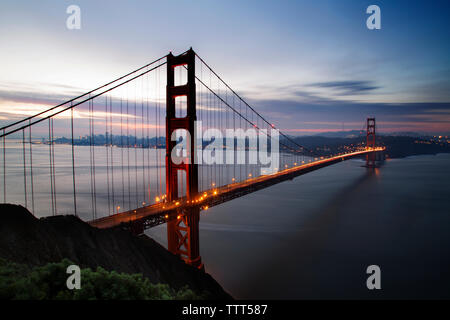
(89, 148), (384, 230)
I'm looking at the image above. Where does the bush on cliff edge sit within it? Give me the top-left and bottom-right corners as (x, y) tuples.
(0, 258), (206, 300)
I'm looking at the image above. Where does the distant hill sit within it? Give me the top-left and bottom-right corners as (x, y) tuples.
(286, 135), (450, 159)
(311, 130), (450, 138)
(311, 130), (364, 138)
(51, 131), (450, 159)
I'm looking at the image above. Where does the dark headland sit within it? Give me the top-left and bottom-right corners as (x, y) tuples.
(0, 204), (231, 299)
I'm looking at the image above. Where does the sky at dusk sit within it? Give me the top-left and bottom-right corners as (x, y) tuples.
(0, 0), (449, 135)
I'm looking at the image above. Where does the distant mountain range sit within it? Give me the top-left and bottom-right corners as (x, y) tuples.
(49, 131), (450, 159)
(287, 134), (450, 159)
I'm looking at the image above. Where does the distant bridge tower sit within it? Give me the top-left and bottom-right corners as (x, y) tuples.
(366, 117), (376, 167)
(165, 49), (202, 269)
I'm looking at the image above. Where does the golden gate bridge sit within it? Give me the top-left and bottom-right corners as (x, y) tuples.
(0, 48), (384, 269)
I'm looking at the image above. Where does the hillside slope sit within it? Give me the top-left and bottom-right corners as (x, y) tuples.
(0, 204), (231, 299)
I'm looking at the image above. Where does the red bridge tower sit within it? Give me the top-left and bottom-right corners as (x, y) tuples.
(165, 49), (202, 269)
(366, 117), (376, 167)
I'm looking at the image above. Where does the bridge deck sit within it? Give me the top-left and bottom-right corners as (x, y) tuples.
(89, 148), (384, 230)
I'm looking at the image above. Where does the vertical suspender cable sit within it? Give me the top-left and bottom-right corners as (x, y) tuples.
(120, 97), (125, 210)
(29, 121), (35, 214)
(155, 70), (159, 198)
(89, 99), (94, 218)
(2, 129), (5, 202)
(134, 82), (138, 207)
(48, 118), (54, 215)
(91, 101), (97, 217)
(70, 105), (77, 216)
(110, 95), (115, 212)
(22, 130), (27, 208)
(105, 95), (111, 215)
(127, 88), (131, 209)
(51, 118), (57, 214)
(157, 66), (162, 197)
(141, 75), (146, 204)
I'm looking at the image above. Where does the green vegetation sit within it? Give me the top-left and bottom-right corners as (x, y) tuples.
(0, 258), (206, 300)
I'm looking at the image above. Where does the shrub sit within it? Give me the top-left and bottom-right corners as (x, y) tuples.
(0, 258), (206, 300)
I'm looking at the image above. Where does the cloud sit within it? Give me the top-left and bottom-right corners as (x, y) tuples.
(0, 81), (85, 108)
(307, 80), (380, 95)
(238, 80), (382, 106)
(243, 94), (450, 134)
(232, 80), (449, 134)
(1, 81), (450, 137)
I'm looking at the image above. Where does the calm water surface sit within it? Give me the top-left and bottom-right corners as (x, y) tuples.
(3, 140), (450, 298)
(148, 154), (450, 299)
